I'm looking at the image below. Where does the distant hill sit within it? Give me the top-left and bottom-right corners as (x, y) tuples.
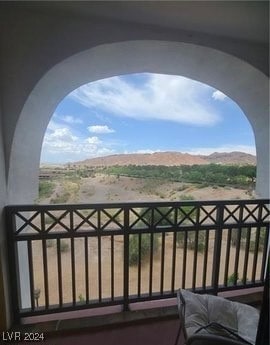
(205, 151), (256, 165)
(72, 151), (256, 167)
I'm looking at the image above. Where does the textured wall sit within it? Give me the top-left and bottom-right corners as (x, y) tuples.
(0, 107), (10, 330)
(0, 3), (268, 329)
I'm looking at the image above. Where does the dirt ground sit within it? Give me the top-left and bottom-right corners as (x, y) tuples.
(31, 232), (263, 307)
(31, 175), (260, 308)
(41, 174), (254, 205)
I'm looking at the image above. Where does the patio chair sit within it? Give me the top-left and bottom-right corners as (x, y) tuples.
(176, 289), (259, 345)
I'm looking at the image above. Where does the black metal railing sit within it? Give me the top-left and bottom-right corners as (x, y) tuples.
(5, 199), (269, 321)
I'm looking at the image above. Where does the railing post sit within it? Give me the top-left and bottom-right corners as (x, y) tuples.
(212, 203), (224, 295)
(123, 206), (129, 311)
(5, 207), (21, 324)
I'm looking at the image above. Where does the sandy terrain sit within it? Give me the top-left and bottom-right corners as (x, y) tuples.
(41, 174), (253, 205)
(80, 175), (253, 203)
(31, 231), (263, 307)
(30, 174), (260, 308)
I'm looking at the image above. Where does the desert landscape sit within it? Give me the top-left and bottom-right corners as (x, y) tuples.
(28, 151), (262, 308)
(39, 150), (256, 204)
(39, 173), (254, 206)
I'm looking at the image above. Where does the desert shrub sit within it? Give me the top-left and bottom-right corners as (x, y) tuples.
(231, 228), (248, 246)
(140, 179), (165, 195)
(77, 169), (94, 178)
(129, 233), (159, 266)
(176, 184), (189, 192)
(129, 207), (174, 266)
(176, 198), (205, 251)
(60, 241), (69, 252)
(46, 239), (55, 248)
(180, 194), (195, 201)
(197, 241), (205, 252)
(231, 227), (266, 252)
(51, 192), (70, 204)
(227, 272), (247, 286)
(249, 229), (266, 252)
(78, 294), (85, 302)
(65, 175), (81, 183)
(227, 272), (239, 286)
(177, 230), (206, 252)
(250, 238), (266, 252)
(39, 180), (55, 199)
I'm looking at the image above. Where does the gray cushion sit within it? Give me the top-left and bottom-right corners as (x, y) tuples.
(181, 289), (259, 345)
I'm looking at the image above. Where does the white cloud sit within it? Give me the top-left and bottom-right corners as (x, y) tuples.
(212, 90), (227, 101)
(41, 127), (115, 163)
(70, 74), (221, 126)
(183, 145), (256, 156)
(88, 125), (115, 134)
(62, 115), (83, 124)
(45, 128), (78, 143)
(85, 136), (102, 145)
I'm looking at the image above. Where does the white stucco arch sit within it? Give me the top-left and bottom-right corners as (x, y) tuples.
(7, 40), (269, 203)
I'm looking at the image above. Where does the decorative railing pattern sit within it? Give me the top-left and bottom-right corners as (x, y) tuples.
(5, 199), (269, 321)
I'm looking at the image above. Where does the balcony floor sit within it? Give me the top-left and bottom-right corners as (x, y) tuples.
(13, 288), (262, 345)
(42, 317), (184, 345)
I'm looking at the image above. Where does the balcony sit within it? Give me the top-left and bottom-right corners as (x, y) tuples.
(5, 198), (269, 327)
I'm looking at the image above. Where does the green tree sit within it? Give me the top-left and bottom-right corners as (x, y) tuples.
(176, 196), (205, 252)
(128, 207), (174, 266)
(231, 227), (266, 252)
(129, 233), (159, 266)
(39, 180), (55, 199)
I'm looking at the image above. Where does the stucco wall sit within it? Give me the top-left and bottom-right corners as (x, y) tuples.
(0, 107), (10, 330)
(0, 3), (268, 329)
(6, 40), (270, 203)
(0, 6), (268, 173)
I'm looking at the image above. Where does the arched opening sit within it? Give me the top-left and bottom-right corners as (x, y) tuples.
(7, 41), (269, 205)
(4, 40), (269, 326)
(39, 72), (257, 204)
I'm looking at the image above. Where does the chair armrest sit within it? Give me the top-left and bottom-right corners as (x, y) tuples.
(176, 289), (187, 340)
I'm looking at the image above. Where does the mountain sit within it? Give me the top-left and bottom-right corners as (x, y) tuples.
(72, 151), (256, 167)
(205, 151), (256, 165)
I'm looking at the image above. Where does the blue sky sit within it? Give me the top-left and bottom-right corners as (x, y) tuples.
(40, 73), (256, 164)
